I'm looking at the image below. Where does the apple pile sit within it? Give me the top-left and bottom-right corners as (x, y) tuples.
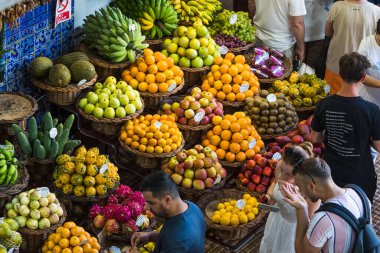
(270, 115), (324, 156)
(161, 145), (227, 190)
(237, 151), (280, 194)
(78, 76), (143, 119)
(161, 87), (224, 126)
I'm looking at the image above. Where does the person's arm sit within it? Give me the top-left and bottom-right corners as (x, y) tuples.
(372, 140), (380, 153)
(311, 130), (324, 144)
(364, 75), (380, 88)
(307, 199), (321, 220)
(282, 184), (322, 253)
(290, 15), (305, 62)
(131, 231), (160, 248)
(325, 20), (333, 38)
(248, 0), (256, 19)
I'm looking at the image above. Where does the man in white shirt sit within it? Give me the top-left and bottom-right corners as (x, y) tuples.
(248, 0), (307, 62)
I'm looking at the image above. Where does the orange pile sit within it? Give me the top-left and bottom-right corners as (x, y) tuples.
(201, 53), (260, 102)
(120, 114), (183, 154)
(41, 221), (101, 253)
(122, 49), (184, 94)
(201, 112), (264, 162)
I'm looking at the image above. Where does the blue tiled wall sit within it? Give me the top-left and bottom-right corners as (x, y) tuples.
(1, 1), (75, 92)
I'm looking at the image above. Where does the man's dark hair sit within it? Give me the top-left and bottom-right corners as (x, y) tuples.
(140, 171), (179, 199)
(377, 18), (380, 34)
(292, 157), (331, 180)
(339, 52), (371, 83)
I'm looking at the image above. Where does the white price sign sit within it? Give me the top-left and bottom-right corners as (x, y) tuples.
(37, 187), (50, 198)
(218, 46), (228, 55)
(8, 248), (15, 253)
(229, 14), (237, 25)
(240, 83), (249, 93)
(77, 79), (87, 86)
(168, 82), (176, 92)
(324, 84), (330, 94)
(136, 215), (148, 227)
(78, 239), (88, 246)
(235, 199), (246, 210)
(154, 121), (162, 130)
(129, 24), (136, 31)
(249, 139), (256, 149)
(214, 175), (221, 186)
(109, 246), (122, 253)
(194, 111), (205, 123)
(99, 163), (108, 174)
(49, 128), (58, 139)
(272, 152), (281, 161)
(267, 93), (277, 103)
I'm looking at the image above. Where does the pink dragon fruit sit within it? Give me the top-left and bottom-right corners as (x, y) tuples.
(128, 202), (143, 218)
(107, 193), (119, 205)
(125, 219), (138, 232)
(90, 204), (104, 219)
(129, 191), (146, 207)
(115, 206), (132, 224)
(116, 184), (132, 198)
(104, 204), (120, 220)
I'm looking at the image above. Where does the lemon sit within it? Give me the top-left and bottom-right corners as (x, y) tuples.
(229, 200), (237, 206)
(224, 202), (231, 207)
(214, 211), (221, 216)
(217, 203), (225, 210)
(223, 212), (232, 217)
(230, 216), (240, 226)
(243, 205), (252, 213)
(231, 214), (239, 219)
(231, 208), (240, 214)
(247, 212), (255, 221)
(252, 207), (259, 215)
(220, 216), (230, 226)
(212, 214), (221, 223)
(219, 209), (227, 215)
(239, 214), (248, 224)
(226, 206), (234, 212)
(243, 193), (251, 200)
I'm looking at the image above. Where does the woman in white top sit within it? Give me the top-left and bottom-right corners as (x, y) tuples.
(358, 19), (380, 108)
(259, 143), (320, 253)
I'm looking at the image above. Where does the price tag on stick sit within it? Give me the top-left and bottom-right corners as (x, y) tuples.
(324, 84), (331, 94)
(272, 152), (282, 161)
(267, 94), (277, 103)
(236, 199), (246, 210)
(37, 187), (50, 198)
(249, 139), (256, 149)
(168, 82), (176, 92)
(229, 14), (237, 25)
(240, 83), (249, 93)
(194, 111), (205, 123)
(77, 79), (87, 86)
(49, 128), (58, 139)
(218, 46), (228, 55)
(154, 121), (162, 130)
(129, 24), (136, 31)
(109, 246), (122, 253)
(99, 163), (108, 174)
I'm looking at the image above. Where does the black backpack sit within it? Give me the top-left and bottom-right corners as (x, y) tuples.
(317, 184), (380, 253)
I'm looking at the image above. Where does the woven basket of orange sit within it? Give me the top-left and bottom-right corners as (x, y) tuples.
(201, 53), (260, 113)
(121, 49), (185, 110)
(119, 114), (185, 169)
(201, 112), (264, 169)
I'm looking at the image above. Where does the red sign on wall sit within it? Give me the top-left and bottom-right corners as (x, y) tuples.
(55, 0), (72, 27)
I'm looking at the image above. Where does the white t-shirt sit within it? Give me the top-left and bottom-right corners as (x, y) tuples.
(254, 0), (307, 52)
(304, 0), (333, 42)
(358, 35), (380, 108)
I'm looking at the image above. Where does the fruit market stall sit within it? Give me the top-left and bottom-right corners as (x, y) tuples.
(0, 0), (339, 252)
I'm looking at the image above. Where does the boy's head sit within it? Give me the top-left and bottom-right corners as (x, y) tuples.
(339, 52), (371, 84)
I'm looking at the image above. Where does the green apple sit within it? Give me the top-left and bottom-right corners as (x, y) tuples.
(115, 107), (127, 118)
(86, 92), (98, 104)
(133, 90), (140, 98)
(99, 98), (109, 109)
(167, 43), (178, 54)
(119, 94), (130, 106)
(179, 57), (191, 67)
(187, 27), (197, 40)
(199, 38), (209, 47)
(189, 39), (200, 50)
(116, 81), (127, 90)
(104, 107), (115, 119)
(94, 82), (103, 90)
(213, 51), (221, 58)
(98, 93), (109, 100)
(84, 103), (95, 114)
(162, 49), (169, 57)
(110, 94), (118, 100)
(122, 86), (133, 94)
(207, 44), (216, 55)
(186, 48), (198, 60)
(79, 98), (88, 108)
(132, 99), (143, 109)
(93, 107), (104, 118)
(191, 57), (204, 68)
(196, 25), (208, 37)
(177, 26), (188, 37)
(101, 88), (111, 95)
(198, 46), (209, 58)
(177, 47), (187, 57)
(104, 76), (117, 85)
(172, 36), (180, 44)
(105, 83), (116, 92)
(95, 89), (102, 95)
(110, 97), (121, 109)
(125, 104), (136, 114)
(163, 38), (172, 49)
(203, 55), (214, 66)
(126, 91), (136, 101)
(170, 54), (180, 65)
(179, 36), (190, 48)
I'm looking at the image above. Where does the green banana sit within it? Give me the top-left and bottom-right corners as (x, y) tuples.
(1, 149), (11, 161)
(10, 169), (18, 184)
(0, 164), (7, 174)
(0, 172), (7, 185)
(4, 165), (16, 185)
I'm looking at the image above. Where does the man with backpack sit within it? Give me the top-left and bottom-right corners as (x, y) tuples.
(281, 157), (380, 253)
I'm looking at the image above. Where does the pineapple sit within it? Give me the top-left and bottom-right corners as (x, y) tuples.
(0, 231), (22, 249)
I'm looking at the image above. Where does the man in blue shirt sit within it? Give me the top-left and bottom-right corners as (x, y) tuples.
(130, 171), (206, 253)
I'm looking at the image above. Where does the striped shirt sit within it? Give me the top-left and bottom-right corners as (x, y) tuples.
(306, 188), (370, 253)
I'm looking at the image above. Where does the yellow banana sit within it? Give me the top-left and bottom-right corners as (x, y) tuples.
(143, 12), (154, 22)
(174, 4), (182, 10)
(141, 24), (154, 30)
(181, 1), (191, 13)
(140, 18), (153, 26)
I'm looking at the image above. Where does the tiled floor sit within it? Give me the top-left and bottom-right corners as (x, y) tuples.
(206, 156), (380, 252)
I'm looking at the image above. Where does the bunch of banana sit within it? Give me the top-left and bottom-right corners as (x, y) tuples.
(113, 0), (178, 39)
(83, 6), (148, 63)
(169, 0), (222, 24)
(0, 141), (18, 187)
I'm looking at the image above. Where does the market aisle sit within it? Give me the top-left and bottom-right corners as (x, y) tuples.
(205, 155), (380, 253)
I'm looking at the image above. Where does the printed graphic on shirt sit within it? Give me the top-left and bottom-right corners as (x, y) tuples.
(325, 110), (358, 157)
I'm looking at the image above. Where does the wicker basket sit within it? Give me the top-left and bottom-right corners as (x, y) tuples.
(145, 38), (165, 51)
(219, 160), (245, 168)
(0, 92), (38, 138)
(295, 106), (316, 121)
(76, 95), (144, 135)
(139, 79), (185, 110)
(31, 75), (97, 106)
(119, 138), (185, 169)
(25, 155), (54, 184)
(197, 189), (268, 241)
(181, 66), (210, 87)
(219, 100), (245, 115)
(245, 49), (292, 84)
(78, 42), (135, 79)
(0, 162), (29, 210)
(178, 177), (226, 201)
(17, 204), (66, 252)
(228, 43), (254, 55)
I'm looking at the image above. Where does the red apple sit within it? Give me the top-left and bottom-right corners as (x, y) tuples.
(237, 173), (244, 181)
(251, 174), (261, 184)
(244, 170), (252, 179)
(247, 182), (256, 192)
(256, 184), (267, 194)
(246, 160), (256, 170)
(241, 178), (249, 186)
(261, 176), (270, 186)
(262, 166), (272, 177)
(253, 165), (263, 175)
